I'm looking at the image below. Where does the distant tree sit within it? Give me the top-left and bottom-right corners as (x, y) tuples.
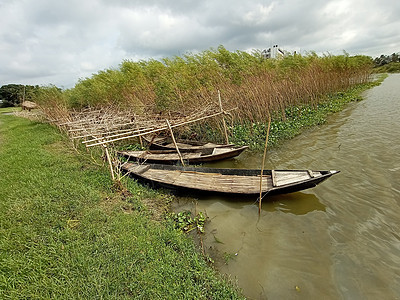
(373, 57), (381, 66)
(0, 84), (39, 107)
(0, 84), (22, 107)
(374, 52), (400, 67)
(374, 54), (389, 66)
(391, 53), (399, 63)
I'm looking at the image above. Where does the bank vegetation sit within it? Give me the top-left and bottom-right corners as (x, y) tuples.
(32, 46), (373, 148)
(1, 47), (379, 298)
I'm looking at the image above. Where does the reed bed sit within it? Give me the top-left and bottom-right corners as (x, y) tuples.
(33, 46), (373, 145)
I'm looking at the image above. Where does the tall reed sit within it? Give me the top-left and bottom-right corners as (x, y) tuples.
(34, 46), (373, 140)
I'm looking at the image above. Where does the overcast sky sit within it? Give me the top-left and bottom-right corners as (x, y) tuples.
(1, 0), (399, 88)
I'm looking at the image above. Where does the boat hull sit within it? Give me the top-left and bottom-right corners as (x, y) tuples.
(121, 163), (339, 197)
(118, 146), (248, 164)
(143, 135), (234, 151)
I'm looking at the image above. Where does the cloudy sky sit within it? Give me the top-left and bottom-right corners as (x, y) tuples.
(1, 0), (399, 88)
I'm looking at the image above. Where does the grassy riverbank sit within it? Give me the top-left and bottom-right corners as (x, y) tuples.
(0, 111), (243, 299)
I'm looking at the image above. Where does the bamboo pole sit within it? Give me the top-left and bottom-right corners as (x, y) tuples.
(72, 128), (134, 139)
(68, 121), (137, 133)
(259, 116), (271, 214)
(166, 119), (185, 166)
(82, 127), (153, 143)
(136, 122), (143, 147)
(218, 90), (229, 144)
(103, 144), (115, 181)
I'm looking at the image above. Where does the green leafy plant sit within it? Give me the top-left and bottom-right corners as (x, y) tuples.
(168, 211), (207, 233)
(223, 252), (238, 265)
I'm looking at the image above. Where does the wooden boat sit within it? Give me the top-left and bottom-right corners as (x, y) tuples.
(118, 146), (248, 164)
(143, 135), (235, 151)
(121, 163), (340, 196)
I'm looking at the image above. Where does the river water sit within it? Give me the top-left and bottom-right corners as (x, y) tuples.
(175, 74), (400, 299)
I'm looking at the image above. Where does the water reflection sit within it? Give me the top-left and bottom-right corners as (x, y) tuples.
(181, 190), (326, 216)
(262, 192), (326, 215)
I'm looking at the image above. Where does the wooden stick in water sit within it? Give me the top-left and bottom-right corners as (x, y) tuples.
(259, 116), (271, 214)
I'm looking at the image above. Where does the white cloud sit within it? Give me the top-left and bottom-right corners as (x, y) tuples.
(0, 0), (399, 87)
(243, 3), (275, 26)
(323, 0), (351, 17)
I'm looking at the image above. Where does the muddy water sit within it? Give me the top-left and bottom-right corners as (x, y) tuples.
(176, 74), (400, 299)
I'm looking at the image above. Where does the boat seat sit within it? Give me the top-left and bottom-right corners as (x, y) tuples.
(212, 148), (229, 155)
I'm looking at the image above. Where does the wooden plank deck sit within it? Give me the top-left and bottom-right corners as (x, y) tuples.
(123, 163), (338, 196)
(274, 171), (321, 186)
(140, 168), (272, 193)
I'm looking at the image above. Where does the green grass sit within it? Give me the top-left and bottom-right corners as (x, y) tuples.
(0, 107), (19, 113)
(0, 111), (243, 299)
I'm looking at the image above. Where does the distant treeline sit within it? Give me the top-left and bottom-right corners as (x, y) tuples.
(373, 52), (400, 73)
(0, 84), (40, 108)
(32, 46), (373, 125)
(374, 52), (399, 66)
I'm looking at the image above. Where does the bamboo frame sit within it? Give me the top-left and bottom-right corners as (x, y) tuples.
(42, 102), (237, 181)
(85, 110), (231, 147)
(81, 127), (154, 144)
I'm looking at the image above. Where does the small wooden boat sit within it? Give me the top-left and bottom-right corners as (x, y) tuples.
(119, 146), (248, 164)
(121, 163), (339, 197)
(143, 135), (235, 151)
